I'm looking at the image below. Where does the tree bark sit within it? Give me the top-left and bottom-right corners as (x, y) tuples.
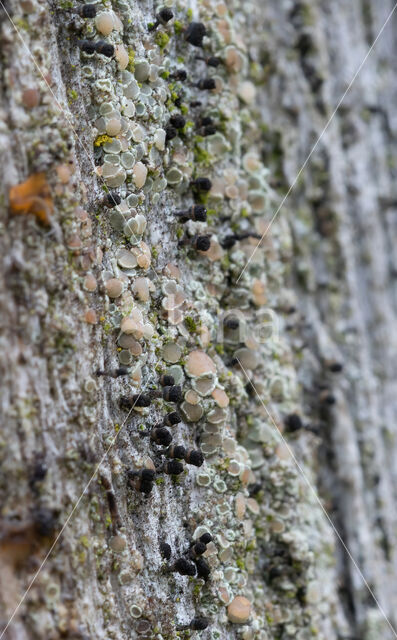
(1, 1), (397, 639)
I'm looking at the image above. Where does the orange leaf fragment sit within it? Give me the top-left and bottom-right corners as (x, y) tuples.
(9, 172), (53, 225)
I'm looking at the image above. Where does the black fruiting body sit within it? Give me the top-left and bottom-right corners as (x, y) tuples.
(198, 124), (217, 136)
(164, 411), (181, 426)
(196, 55), (221, 67)
(160, 541), (172, 559)
(77, 4), (97, 18)
(140, 479), (155, 494)
(197, 78), (216, 90)
(96, 366), (129, 378)
(320, 390), (336, 405)
(149, 7), (174, 30)
(150, 427), (173, 446)
(195, 557), (211, 580)
(119, 396), (131, 410)
(189, 617), (210, 630)
(243, 231), (261, 240)
(174, 205), (207, 223)
(190, 541), (206, 558)
(159, 374), (175, 386)
(138, 481), (153, 495)
(128, 469), (156, 494)
(136, 469), (155, 483)
(166, 445), (187, 459)
(328, 361), (343, 373)
(157, 7), (174, 22)
(190, 235), (211, 252)
(113, 367), (129, 377)
(132, 393), (152, 407)
(169, 114), (186, 129)
(78, 40), (96, 54)
(199, 533), (213, 544)
(33, 508), (57, 537)
(191, 177), (212, 192)
(224, 315), (239, 330)
(284, 413), (303, 432)
(106, 490), (121, 529)
(103, 192), (121, 208)
(268, 566), (283, 581)
(120, 393), (151, 409)
(198, 116), (213, 127)
(29, 461), (47, 489)
(185, 449), (204, 467)
(207, 56), (221, 67)
(170, 69), (188, 81)
(220, 231), (261, 249)
(162, 385), (182, 403)
(248, 482), (262, 497)
(184, 22), (206, 47)
(190, 205), (208, 222)
(95, 40), (115, 57)
(163, 459), (184, 475)
(173, 557), (196, 576)
(220, 235), (236, 249)
(165, 125), (177, 141)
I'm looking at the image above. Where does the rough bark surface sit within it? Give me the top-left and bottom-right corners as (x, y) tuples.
(1, 1), (397, 640)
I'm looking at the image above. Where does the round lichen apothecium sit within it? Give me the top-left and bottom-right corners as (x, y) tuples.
(227, 596), (251, 623)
